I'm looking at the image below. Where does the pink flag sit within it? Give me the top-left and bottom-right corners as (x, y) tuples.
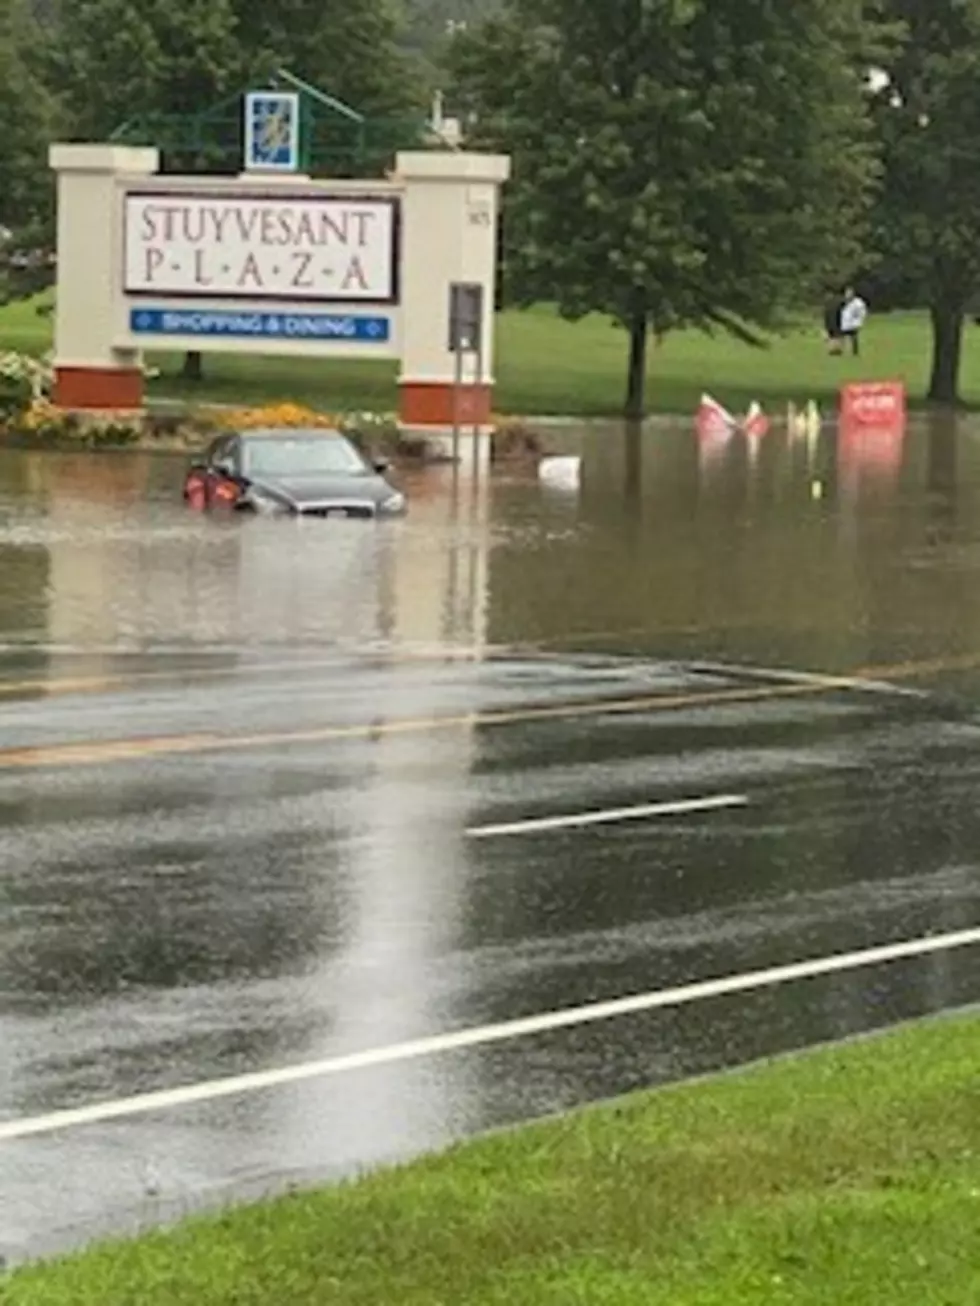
(696, 393), (736, 438)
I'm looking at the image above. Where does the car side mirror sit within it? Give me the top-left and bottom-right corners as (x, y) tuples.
(372, 457), (390, 474)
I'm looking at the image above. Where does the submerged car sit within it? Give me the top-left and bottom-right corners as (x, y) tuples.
(183, 427), (406, 519)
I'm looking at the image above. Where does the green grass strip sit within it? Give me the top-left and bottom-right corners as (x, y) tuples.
(3, 1010), (979, 1303)
(0, 300), (971, 416)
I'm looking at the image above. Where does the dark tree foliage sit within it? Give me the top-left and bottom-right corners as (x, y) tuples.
(870, 0), (980, 404)
(451, 0), (880, 415)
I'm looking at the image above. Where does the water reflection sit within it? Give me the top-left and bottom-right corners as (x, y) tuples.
(489, 416), (980, 670)
(925, 414), (958, 543)
(1, 415), (980, 677)
(0, 455), (496, 668)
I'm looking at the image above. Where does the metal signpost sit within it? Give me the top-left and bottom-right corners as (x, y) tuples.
(448, 282), (485, 471)
(446, 283), (486, 640)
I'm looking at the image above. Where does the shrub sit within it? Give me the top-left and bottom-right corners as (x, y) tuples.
(490, 419), (544, 461)
(1, 398), (142, 447)
(0, 351), (50, 419)
(81, 421), (142, 448)
(206, 403), (401, 442)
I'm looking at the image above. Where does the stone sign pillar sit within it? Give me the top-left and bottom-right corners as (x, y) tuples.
(50, 144), (160, 411)
(394, 151), (510, 435)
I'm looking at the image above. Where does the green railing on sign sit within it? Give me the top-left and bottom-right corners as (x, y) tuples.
(109, 72), (432, 178)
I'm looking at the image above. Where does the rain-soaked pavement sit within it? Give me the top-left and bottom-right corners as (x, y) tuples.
(2, 417), (980, 1262)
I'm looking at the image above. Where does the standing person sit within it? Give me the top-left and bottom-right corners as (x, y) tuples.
(839, 287), (868, 357)
(823, 291), (844, 355)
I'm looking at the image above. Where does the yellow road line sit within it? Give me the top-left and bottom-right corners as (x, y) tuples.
(0, 650), (970, 772)
(860, 651), (980, 680)
(0, 683), (810, 769)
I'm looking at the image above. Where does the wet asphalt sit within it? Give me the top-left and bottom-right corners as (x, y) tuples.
(2, 421), (980, 1261)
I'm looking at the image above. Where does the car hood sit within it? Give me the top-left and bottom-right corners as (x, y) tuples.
(248, 473), (395, 510)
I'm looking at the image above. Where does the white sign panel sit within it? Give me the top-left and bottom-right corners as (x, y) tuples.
(124, 193), (398, 303)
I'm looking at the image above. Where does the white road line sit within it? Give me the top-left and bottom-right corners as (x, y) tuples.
(1, 925), (978, 1145)
(466, 793), (748, 839)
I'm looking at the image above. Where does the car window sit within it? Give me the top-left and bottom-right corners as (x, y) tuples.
(208, 436), (236, 474)
(243, 434), (368, 478)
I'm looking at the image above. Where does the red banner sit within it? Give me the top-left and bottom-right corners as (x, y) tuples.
(840, 381), (906, 430)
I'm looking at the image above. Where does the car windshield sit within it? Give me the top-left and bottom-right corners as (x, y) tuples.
(243, 434), (368, 479)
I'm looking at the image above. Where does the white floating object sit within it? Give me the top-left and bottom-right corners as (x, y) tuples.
(789, 400), (822, 438)
(538, 455), (582, 489)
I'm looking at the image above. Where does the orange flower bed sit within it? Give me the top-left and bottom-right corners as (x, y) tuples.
(17, 398), (62, 430)
(210, 403), (341, 430)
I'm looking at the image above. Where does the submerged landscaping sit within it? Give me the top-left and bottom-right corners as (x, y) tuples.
(2, 1010), (978, 1304)
(0, 344), (544, 462)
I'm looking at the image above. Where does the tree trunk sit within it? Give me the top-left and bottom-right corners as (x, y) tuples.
(927, 305), (964, 406)
(625, 311), (648, 420)
(181, 350), (204, 383)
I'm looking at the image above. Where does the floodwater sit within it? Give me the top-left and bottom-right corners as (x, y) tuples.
(1, 416), (979, 1262)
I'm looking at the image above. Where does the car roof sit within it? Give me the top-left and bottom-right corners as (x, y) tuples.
(237, 426), (346, 440)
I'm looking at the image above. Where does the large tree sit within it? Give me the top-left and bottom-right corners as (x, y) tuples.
(451, 0), (879, 416)
(0, 0), (57, 302)
(231, 0), (423, 120)
(0, 0), (52, 226)
(42, 0), (244, 142)
(42, 0), (422, 142)
(403, 0), (501, 65)
(870, 0), (980, 405)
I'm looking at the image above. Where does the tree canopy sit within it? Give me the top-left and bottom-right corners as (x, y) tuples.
(869, 0), (980, 404)
(232, 0), (424, 120)
(451, 0), (880, 415)
(403, 0), (500, 74)
(42, 0), (244, 142)
(39, 0), (423, 145)
(0, 0), (56, 300)
(0, 1), (52, 222)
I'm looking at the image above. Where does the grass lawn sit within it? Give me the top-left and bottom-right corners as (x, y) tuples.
(0, 297), (971, 416)
(3, 1011), (979, 1304)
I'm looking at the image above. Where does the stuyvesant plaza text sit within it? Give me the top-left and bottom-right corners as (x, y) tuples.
(123, 194), (398, 301)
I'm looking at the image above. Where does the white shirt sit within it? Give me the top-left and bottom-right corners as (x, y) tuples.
(840, 296), (867, 333)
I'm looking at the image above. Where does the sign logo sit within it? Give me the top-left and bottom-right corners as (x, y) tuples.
(244, 91), (300, 172)
(123, 193), (399, 302)
(128, 308), (392, 343)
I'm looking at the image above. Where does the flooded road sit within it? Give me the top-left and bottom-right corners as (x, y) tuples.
(1, 418), (980, 1262)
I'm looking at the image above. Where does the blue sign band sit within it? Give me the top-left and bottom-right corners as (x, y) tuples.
(129, 309), (391, 342)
